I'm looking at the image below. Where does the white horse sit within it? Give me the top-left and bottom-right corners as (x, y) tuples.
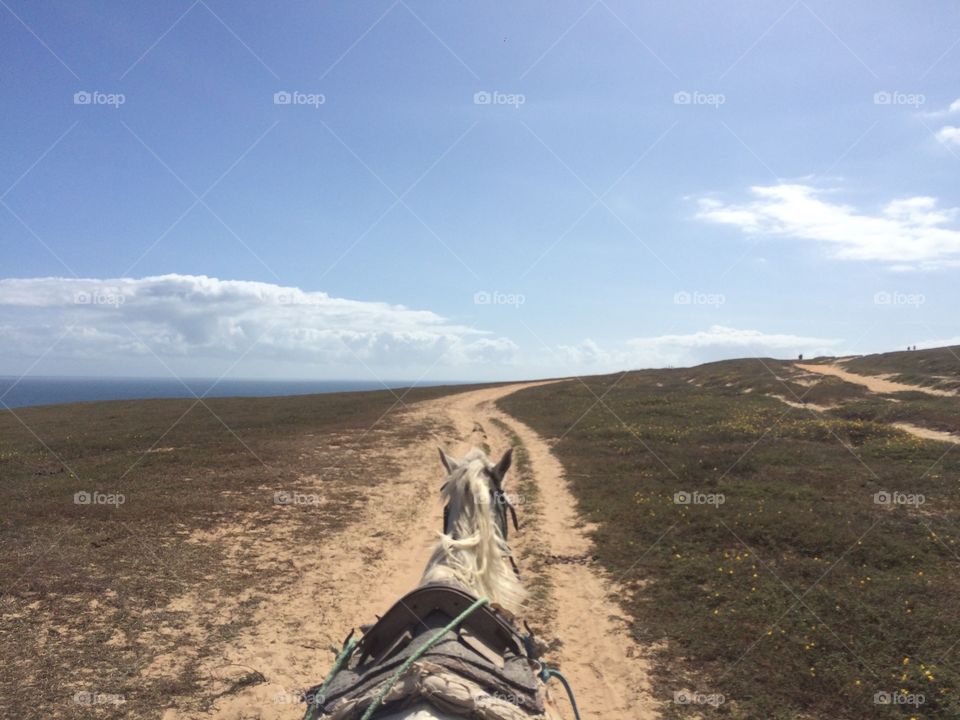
(419, 448), (525, 614)
(311, 447), (562, 720)
(377, 447), (560, 720)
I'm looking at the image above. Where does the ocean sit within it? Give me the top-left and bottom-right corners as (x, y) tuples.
(0, 376), (444, 409)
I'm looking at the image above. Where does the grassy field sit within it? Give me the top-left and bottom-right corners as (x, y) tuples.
(499, 353), (960, 719)
(0, 384), (484, 719)
(3, 349), (957, 719)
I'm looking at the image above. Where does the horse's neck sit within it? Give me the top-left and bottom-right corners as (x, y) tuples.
(420, 464), (525, 612)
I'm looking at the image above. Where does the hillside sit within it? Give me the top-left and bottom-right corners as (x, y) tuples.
(498, 348), (960, 719)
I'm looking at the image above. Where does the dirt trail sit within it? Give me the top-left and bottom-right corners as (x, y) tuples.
(770, 394), (960, 445)
(174, 382), (656, 720)
(783, 365), (960, 445)
(796, 363), (956, 397)
(891, 423), (960, 444)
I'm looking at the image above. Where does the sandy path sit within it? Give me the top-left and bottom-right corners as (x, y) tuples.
(175, 382), (656, 720)
(770, 394), (960, 444)
(774, 370), (960, 445)
(441, 385), (658, 719)
(891, 423), (960, 444)
(796, 363), (956, 397)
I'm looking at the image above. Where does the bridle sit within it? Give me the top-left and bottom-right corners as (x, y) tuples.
(441, 466), (521, 578)
(441, 466), (519, 538)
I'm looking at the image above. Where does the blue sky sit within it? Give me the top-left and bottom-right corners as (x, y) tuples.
(1, 1), (959, 381)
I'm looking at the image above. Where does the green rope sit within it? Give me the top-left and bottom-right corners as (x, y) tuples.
(304, 597), (584, 720)
(540, 666), (582, 720)
(358, 596), (490, 720)
(303, 634), (359, 720)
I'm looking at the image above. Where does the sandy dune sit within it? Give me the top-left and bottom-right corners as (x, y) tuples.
(788, 364), (960, 445)
(796, 363), (956, 397)
(165, 381), (657, 720)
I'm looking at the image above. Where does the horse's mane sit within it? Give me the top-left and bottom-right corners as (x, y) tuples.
(420, 448), (525, 613)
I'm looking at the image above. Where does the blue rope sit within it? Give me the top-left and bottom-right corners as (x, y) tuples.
(539, 665), (582, 720)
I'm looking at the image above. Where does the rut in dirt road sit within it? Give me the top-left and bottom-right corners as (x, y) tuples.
(433, 384), (659, 719)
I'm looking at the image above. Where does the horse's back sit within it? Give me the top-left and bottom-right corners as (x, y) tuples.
(376, 702), (457, 719)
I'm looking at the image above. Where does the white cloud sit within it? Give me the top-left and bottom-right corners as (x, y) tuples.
(697, 184), (960, 269)
(624, 325), (838, 366)
(936, 125), (960, 147)
(0, 276), (848, 380)
(555, 339), (610, 367)
(549, 326), (840, 373)
(922, 99), (960, 148)
(0, 275), (518, 377)
(922, 98), (960, 118)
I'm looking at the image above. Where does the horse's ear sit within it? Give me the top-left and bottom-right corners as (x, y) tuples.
(493, 448), (513, 483)
(439, 448), (459, 474)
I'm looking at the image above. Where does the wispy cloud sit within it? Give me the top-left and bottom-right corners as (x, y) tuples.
(555, 326), (840, 370)
(921, 97), (960, 119)
(936, 125), (960, 147)
(922, 98), (960, 149)
(0, 275), (845, 378)
(697, 184), (960, 269)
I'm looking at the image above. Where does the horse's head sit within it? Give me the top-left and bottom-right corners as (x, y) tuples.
(438, 447), (517, 541)
(421, 446), (526, 611)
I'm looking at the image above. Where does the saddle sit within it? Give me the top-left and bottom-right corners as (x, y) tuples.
(306, 583), (546, 719)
